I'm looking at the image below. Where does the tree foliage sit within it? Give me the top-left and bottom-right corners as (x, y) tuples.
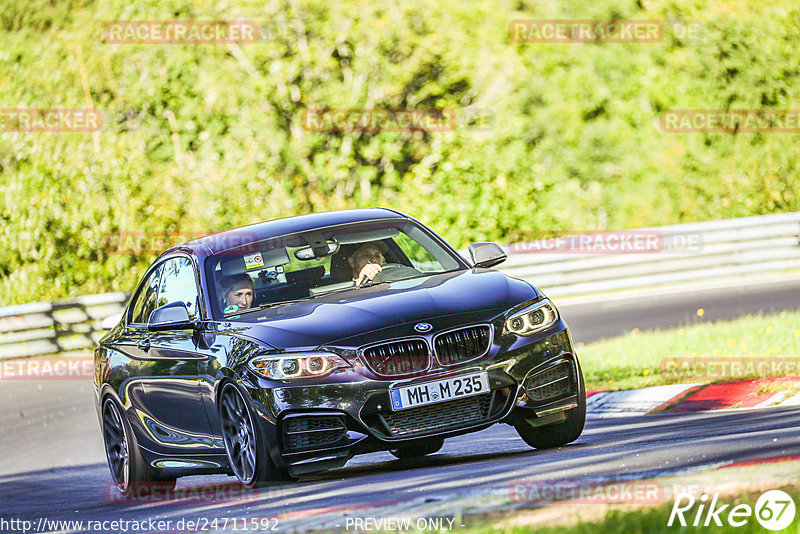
(1, 0), (799, 304)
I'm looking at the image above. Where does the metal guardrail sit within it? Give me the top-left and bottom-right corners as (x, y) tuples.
(499, 211), (800, 296)
(0, 292), (129, 360)
(1, 212), (798, 360)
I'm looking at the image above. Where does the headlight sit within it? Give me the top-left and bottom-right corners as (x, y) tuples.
(248, 353), (350, 380)
(504, 299), (559, 336)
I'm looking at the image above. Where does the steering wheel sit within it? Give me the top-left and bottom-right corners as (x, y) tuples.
(371, 263), (410, 283)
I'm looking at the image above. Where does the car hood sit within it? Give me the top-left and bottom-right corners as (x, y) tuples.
(222, 269), (538, 349)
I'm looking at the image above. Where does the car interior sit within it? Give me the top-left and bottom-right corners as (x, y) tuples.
(212, 230), (422, 314)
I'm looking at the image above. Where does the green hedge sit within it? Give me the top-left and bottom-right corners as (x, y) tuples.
(1, 0), (799, 304)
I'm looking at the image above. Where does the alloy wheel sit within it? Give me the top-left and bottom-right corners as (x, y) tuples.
(220, 384), (258, 485)
(102, 399), (130, 492)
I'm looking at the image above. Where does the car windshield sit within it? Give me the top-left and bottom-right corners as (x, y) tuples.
(206, 219), (465, 318)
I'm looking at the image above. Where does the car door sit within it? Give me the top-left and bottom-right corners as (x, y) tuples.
(136, 255), (217, 453)
(108, 261), (164, 450)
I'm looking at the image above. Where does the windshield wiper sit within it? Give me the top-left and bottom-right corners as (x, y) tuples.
(356, 280), (392, 289)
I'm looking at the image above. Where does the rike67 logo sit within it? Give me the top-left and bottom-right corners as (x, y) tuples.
(669, 490), (796, 530)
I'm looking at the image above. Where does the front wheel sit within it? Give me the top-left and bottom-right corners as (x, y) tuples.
(514, 374), (586, 449)
(219, 382), (280, 488)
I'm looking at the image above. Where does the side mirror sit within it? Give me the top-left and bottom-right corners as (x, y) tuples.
(148, 301), (193, 331)
(468, 242), (507, 268)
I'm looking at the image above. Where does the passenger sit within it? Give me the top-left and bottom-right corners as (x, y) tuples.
(219, 273), (254, 312)
(348, 241), (388, 286)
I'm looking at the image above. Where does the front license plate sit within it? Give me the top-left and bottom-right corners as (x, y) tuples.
(389, 371), (490, 411)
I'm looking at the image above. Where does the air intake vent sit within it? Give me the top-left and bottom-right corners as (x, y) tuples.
(361, 339), (430, 377)
(434, 325), (492, 366)
(525, 361), (575, 403)
(282, 415), (347, 452)
(382, 393), (493, 436)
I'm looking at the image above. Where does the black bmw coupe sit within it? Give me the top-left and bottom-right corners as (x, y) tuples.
(95, 208), (585, 495)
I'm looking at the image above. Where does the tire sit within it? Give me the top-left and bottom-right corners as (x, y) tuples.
(102, 397), (175, 498)
(390, 438), (444, 459)
(219, 382), (279, 488)
(514, 373), (586, 449)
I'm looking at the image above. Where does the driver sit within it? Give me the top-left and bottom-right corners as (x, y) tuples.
(348, 241), (388, 286)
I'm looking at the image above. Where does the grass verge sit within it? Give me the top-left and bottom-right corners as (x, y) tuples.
(463, 484), (800, 534)
(576, 310), (800, 391)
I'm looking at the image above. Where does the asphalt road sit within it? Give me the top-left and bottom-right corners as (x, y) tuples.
(3, 382), (800, 532)
(559, 275), (800, 343)
(1, 277), (799, 532)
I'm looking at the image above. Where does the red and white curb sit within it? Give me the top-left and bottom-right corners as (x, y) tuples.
(587, 383), (701, 417)
(587, 376), (800, 418)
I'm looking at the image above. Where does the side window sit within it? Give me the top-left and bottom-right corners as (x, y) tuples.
(157, 257), (199, 321)
(393, 232), (443, 272)
(130, 263), (164, 325)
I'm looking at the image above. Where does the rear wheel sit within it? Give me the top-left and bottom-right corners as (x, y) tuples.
(219, 382), (277, 487)
(102, 397), (176, 498)
(390, 438), (444, 459)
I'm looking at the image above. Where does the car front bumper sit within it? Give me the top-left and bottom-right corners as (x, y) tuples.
(246, 327), (581, 476)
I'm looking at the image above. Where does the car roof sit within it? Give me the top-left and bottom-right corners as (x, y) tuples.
(162, 207), (409, 258)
